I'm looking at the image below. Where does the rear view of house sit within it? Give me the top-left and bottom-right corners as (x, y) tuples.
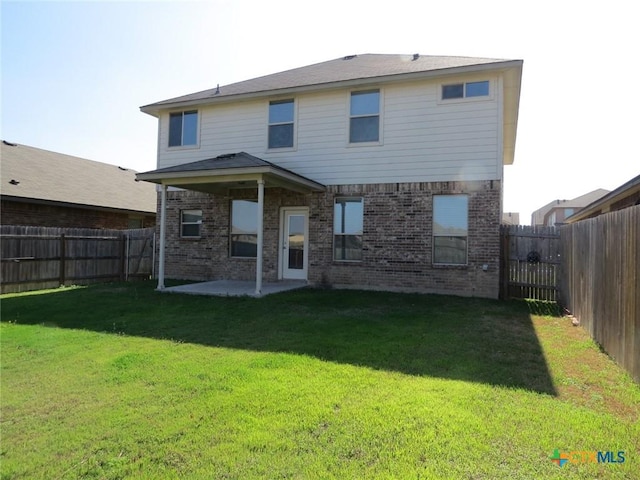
(138, 54), (523, 298)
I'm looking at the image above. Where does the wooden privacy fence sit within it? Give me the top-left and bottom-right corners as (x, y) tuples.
(559, 206), (639, 383)
(1, 226), (155, 294)
(500, 225), (560, 301)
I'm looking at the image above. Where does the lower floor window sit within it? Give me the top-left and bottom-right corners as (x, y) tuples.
(433, 195), (468, 265)
(334, 197), (363, 261)
(181, 210), (202, 237)
(231, 200), (257, 257)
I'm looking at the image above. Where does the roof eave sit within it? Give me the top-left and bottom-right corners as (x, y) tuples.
(502, 62), (523, 165)
(565, 175), (640, 223)
(1, 194), (156, 216)
(136, 166), (325, 193)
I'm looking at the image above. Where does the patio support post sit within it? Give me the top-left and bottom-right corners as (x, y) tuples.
(157, 184), (167, 290)
(255, 178), (264, 296)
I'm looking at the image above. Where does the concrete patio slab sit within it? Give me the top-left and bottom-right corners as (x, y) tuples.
(160, 280), (308, 297)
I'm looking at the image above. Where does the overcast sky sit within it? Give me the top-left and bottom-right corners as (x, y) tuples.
(2, 0), (637, 223)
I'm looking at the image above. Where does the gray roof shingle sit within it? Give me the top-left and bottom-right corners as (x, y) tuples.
(142, 53), (518, 112)
(1, 141), (157, 214)
(147, 152), (273, 174)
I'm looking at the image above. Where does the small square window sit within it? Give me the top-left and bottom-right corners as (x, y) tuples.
(181, 209), (202, 237)
(441, 81), (489, 100)
(169, 111), (198, 147)
(466, 81), (489, 97)
(442, 84), (464, 99)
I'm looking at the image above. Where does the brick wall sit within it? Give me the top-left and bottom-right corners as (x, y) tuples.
(1, 200), (155, 230)
(158, 180), (501, 298)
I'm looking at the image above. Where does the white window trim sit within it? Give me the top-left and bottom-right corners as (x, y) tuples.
(347, 89), (383, 147)
(167, 110), (200, 150)
(266, 98), (298, 152)
(437, 79), (494, 105)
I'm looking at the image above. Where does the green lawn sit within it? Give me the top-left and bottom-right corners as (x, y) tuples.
(1, 282), (638, 479)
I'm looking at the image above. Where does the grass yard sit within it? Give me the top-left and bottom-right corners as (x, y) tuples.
(1, 282), (638, 479)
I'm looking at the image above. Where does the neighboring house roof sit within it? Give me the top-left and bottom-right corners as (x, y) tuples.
(1, 141), (157, 215)
(502, 212), (520, 225)
(531, 188), (610, 225)
(565, 174), (640, 223)
(137, 152), (325, 193)
(141, 53), (523, 166)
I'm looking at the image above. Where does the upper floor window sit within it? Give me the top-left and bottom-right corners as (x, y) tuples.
(349, 90), (379, 143)
(433, 195), (468, 265)
(169, 110), (198, 147)
(268, 99), (294, 149)
(231, 200), (258, 257)
(334, 197), (364, 261)
(181, 209), (202, 237)
(442, 81), (489, 100)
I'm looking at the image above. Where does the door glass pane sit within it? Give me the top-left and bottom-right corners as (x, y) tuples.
(288, 215), (304, 270)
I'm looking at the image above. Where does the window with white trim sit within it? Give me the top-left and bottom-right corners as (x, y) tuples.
(231, 200), (258, 257)
(181, 209), (202, 237)
(349, 90), (380, 143)
(169, 110), (198, 147)
(433, 195), (468, 265)
(268, 99), (294, 148)
(441, 81), (489, 100)
(334, 197), (363, 261)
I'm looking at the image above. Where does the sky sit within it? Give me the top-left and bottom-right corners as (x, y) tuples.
(2, 0), (638, 224)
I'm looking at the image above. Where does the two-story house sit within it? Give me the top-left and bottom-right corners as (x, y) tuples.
(137, 54), (523, 298)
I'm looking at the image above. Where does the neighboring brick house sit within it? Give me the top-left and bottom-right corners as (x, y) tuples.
(565, 174), (640, 223)
(1, 141), (156, 229)
(530, 188), (610, 227)
(137, 54), (523, 298)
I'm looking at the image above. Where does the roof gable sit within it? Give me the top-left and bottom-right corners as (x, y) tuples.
(1, 141), (157, 214)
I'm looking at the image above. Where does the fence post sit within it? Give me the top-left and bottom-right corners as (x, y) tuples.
(59, 234), (66, 286)
(119, 235), (126, 282)
(499, 226), (510, 300)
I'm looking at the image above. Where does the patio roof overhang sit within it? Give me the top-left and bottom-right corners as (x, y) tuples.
(136, 152), (325, 194)
(136, 152), (324, 297)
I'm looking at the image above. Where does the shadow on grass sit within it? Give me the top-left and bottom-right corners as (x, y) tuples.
(1, 281), (556, 395)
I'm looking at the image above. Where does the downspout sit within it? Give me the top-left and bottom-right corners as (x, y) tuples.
(255, 178), (265, 296)
(157, 184), (167, 290)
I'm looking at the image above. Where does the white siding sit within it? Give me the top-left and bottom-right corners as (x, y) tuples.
(157, 75), (503, 184)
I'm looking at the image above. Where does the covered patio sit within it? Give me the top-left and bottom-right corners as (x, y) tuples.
(136, 152), (325, 296)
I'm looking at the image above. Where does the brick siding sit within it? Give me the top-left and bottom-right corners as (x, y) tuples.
(1, 200), (155, 230)
(158, 180), (501, 298)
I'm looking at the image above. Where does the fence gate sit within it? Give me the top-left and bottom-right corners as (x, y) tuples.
(499, 225), (560, 301)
